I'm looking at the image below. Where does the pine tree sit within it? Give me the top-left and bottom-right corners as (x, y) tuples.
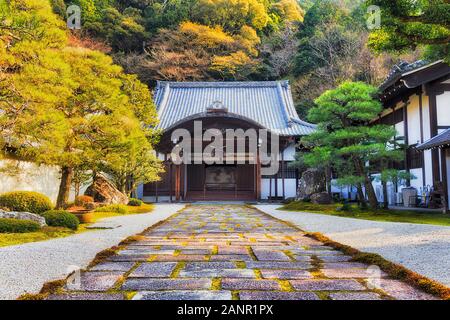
(303, 81), (403, 208)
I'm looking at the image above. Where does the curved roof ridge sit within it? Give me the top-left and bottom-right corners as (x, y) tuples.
(154, 80), (315, 136)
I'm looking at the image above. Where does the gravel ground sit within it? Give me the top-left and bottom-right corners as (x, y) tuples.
(256, 205), (450, 287)
(0, 204), (184, 300)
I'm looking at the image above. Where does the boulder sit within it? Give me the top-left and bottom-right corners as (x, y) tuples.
(85, 174), (128, 205)
(0, 209), (47, 227)
(310, 192), (332, 205)
(296, 169), (326, 200)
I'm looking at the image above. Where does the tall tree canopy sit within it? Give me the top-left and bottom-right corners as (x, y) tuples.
(367, 0), (450, 62)
(1, 0), (161, 207)
(303, 82), (403, 208)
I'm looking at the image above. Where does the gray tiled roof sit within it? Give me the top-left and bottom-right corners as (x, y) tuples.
(154, 81), (316, 136)
(380, 60), (429, 91)
(416, 129), (450, 150)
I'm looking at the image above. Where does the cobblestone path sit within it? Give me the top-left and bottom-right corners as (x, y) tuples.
(48, 205), (436, 300)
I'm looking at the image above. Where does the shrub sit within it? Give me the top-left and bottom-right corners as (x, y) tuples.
(338, 203), (353, 212)
(94, 204), (129, 214)
(74, 195), (94, 207)
(128, 198), (143, 207)
(0, 191), (53, 214)
(42, 210), (79, 230)
(0, 218), (41, 233)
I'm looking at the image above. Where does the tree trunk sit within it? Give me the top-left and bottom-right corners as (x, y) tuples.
(56, 166), (73, 209)
(382, 180), (389, 209)
(353, 158), (378, 208)
(325, 166), (332, 197)
(356, 183), (367, 207)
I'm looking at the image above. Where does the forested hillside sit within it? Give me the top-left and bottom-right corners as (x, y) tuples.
(44, 0), (450, 115)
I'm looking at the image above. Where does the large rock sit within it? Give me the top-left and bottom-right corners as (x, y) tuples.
(85, 174), (128, 205)
(310, 192), (332, 205)
(296, 169), (326, 201)
(0, 209), (47, 227)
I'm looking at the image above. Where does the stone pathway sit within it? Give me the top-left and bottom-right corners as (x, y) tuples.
(48, 205), (437, 300)
(257, 205), (450, 287)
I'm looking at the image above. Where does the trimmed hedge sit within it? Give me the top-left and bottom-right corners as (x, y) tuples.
(0, 218), (41, 233)
(43, 210), (79, 230)
(94, 204), (129, 214)
(128, 198), (143, 207)
(0, 191), (53, 214)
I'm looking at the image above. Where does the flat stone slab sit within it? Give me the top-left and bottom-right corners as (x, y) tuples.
(129, 262), (178, 278)
(260, 269), (312, 280)
(47, 293), (125, 300)
(239, 291), (319, 300)
(221, 279), (281, 291)
(184, 262), (237, 271)
(133, 290), (232, 300)
(66, 271), (124, 292)
(246, 261), (311, 269)
(179, 269), (255, 278)
(209, 254), (253, 261)
(122, 278), (212, 291)
(375, 279), (438, 300)
(252, 249), (291, 261)
(290, 279), (366, 291)
(322, 268), (387, 279)
(329, 292), (382, 300)
(90, 262), (135, 272)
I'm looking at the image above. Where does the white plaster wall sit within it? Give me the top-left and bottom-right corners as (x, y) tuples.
(407, 95), (422, 145)
(422, 95), (431, 141)
(447, 150), (450, 210)
(410, 168), (424, 191)
(0, 159), (81, 204)
(136, 184), (144, 199)
(395, 121), (404, 139)
(261, 178), (297, 200)
(437, 92), (450, 126)
(282, 144), (296, 161)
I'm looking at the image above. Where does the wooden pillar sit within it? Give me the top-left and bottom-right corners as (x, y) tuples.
(175, 165), (181, 201)
(440, 148), (448, 212)
(256, 152), (261, 201)
(169, 162), (173, 203)
(429, 90), (440, 186)
(281, 150), (286, 200)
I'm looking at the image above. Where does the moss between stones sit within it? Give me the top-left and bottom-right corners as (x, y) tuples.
(211, 278), (222, 290)
(278, 280), (295, 292)
(170, 262), (186, 278)
(231, 291), (240, 300)
(306, 232), (450, 300)
(253, 269), (263, 279)
(18, 279), (66, 300)
(235, 261), (246, 269)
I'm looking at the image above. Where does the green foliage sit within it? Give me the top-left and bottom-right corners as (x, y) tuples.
(367, 0), (450, 62)
(128, 198), (143, 207)
(0, 192), (53, 214)
(42, 210), (79, 230)
(0, 218), (41, 234)
(302, 81), (402, 208)
(94, 204), (129, 214)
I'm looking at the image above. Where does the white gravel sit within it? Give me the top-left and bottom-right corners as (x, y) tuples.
(256, 205), (450, 287)
(0, 204), (184, 300)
